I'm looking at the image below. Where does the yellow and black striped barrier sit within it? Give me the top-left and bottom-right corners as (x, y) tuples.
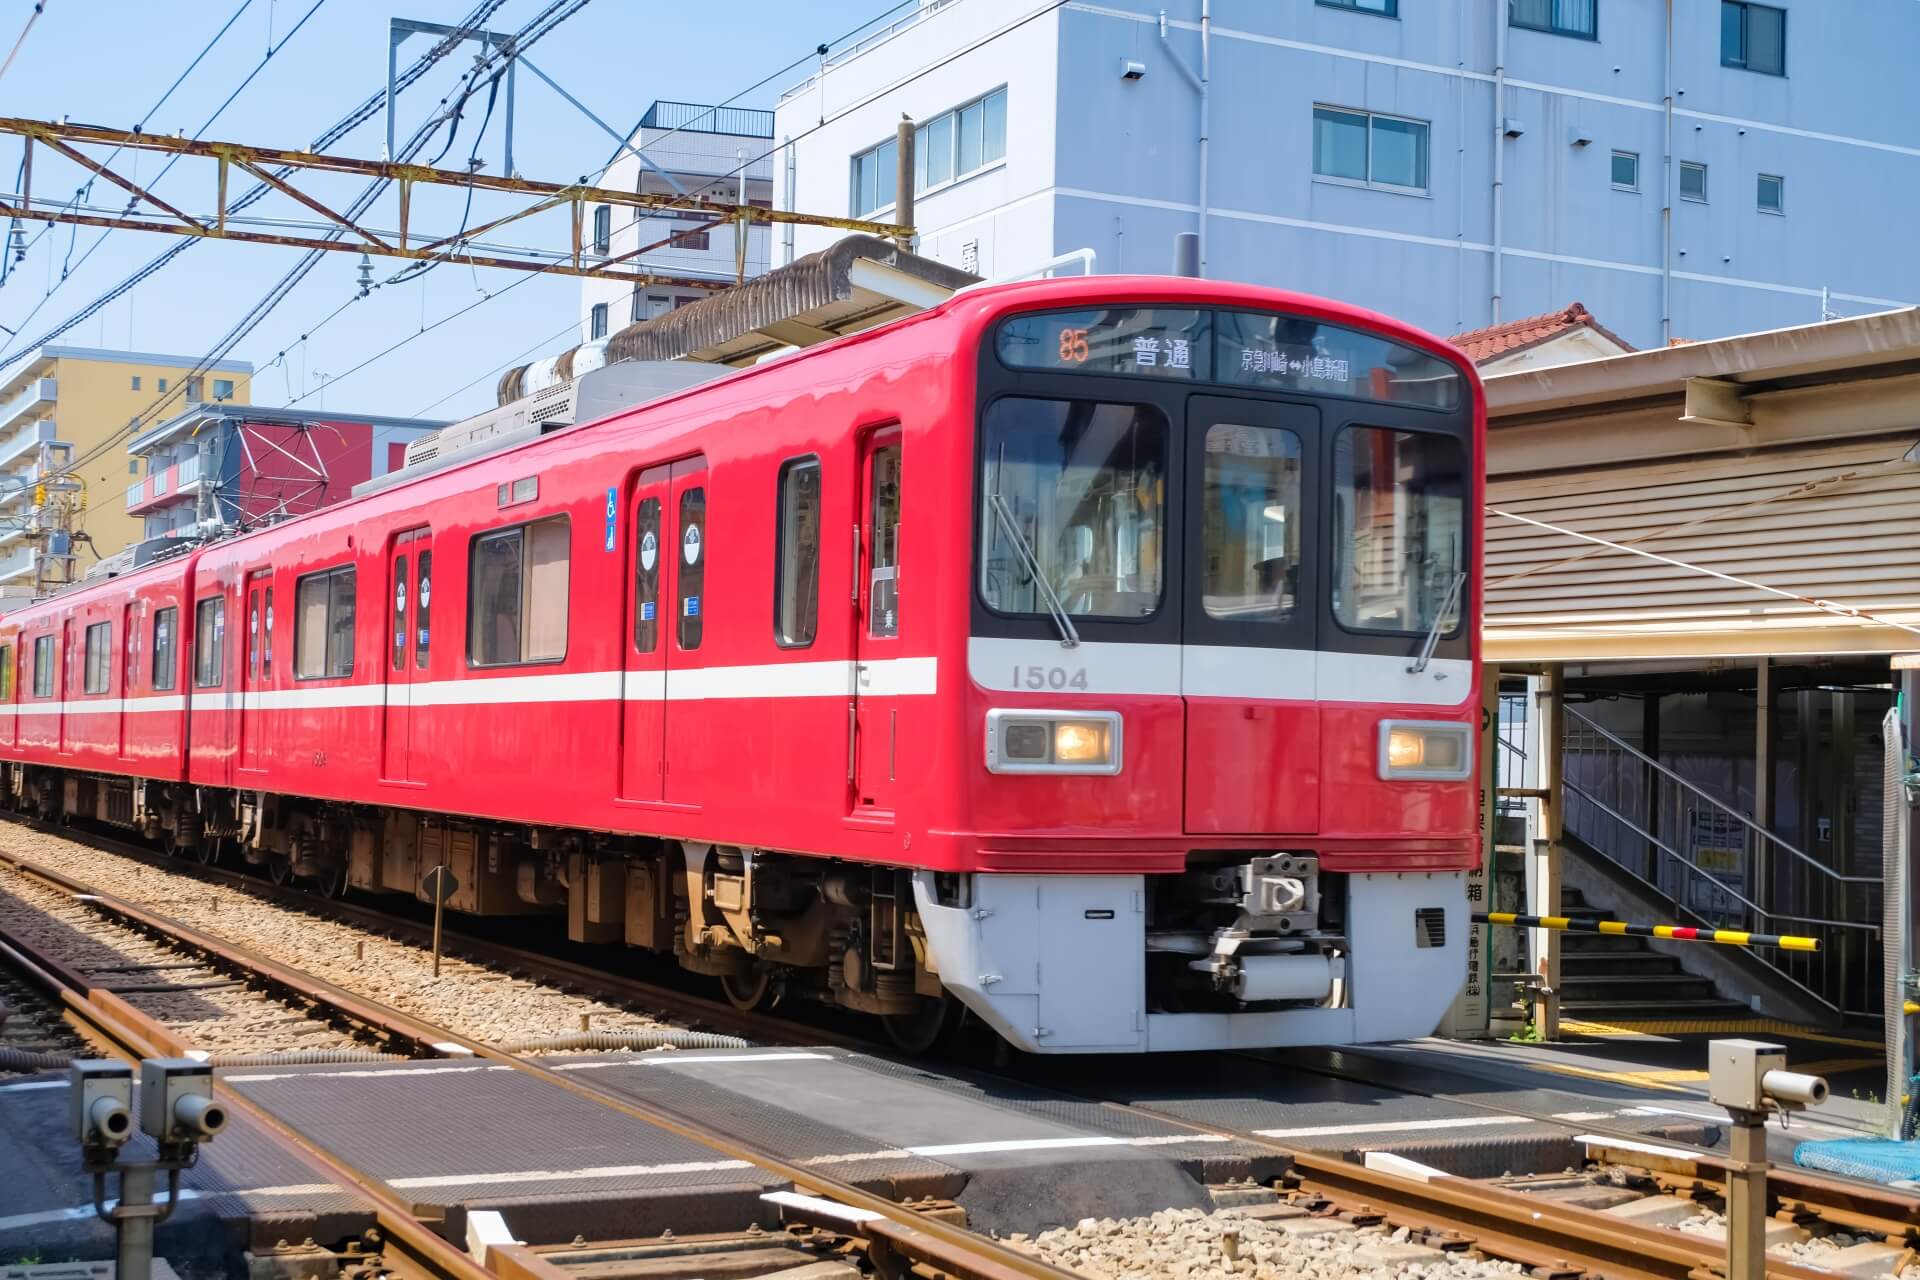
(1473, 911), (1819, 952)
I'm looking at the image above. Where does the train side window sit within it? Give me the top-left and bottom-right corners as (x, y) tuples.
(0, 643), (12, 701)
(32, 635), (52, 697)
(676, 487), (705, 651)
(263, 588), (273, 678)
(294, 565), (356, 679)
(415, 551), (431, 669)
(775, 457), (820, 647)
(84, 621), (111, 694)
(633, 498), (661, 653)
(469, 515), (570, 667)
(868, 444), (901, 638)
(391, 556), (409, 671)
(193, 597), (225, 689)
(152, 607), (177, 691)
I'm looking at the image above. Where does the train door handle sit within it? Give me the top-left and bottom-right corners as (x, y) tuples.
(847, 702), (857, 782)
(851, 525), (861, 604)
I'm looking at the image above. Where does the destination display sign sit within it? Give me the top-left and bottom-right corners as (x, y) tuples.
(995, 306), (1462, 410)
(995, 307), (1209, 380)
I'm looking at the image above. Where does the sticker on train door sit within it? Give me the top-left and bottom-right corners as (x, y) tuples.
(604, 487), (618, 553)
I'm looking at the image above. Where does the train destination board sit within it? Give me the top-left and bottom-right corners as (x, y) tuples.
(995, 307), (1209, 380)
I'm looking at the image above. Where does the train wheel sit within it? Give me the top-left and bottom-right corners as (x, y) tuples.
(312, 861), (349, 900)
(193, 837), (223, 867)
(719, 968), (772, 1012)
(267, 856), (292, 886)
(881, 994), (954, 1055)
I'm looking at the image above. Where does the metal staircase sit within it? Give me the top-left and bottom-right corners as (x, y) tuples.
(1560, 705), (1882, 1019)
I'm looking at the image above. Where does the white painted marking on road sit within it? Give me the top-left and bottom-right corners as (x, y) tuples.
(1576, 1134), (1702, 1162)
(763, 1190), (884, 1224)
(1253, 1114), (1533, 1139)
(1550, 1110), (1618, 1122)
(389, 1158), (753, 1190)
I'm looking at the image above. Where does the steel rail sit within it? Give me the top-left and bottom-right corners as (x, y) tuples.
(0, 899), (493, 1280)
(0, 841), (1080, 1280)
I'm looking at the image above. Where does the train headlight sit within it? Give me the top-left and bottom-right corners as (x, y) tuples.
(1379, 720), (1472, 780)
(986, 710), (1122, 775)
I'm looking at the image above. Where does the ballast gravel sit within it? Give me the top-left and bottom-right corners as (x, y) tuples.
(0, 873), (363, 1056)
(1008, 1206), (1533, 1280)
(0, 826), (699, 1052)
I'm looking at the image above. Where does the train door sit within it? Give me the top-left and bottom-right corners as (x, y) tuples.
(118, 602), (136, 760)
(1181, 396), (1321, 834)
(0, 634), (14, 747)
(238, 572), (271, 772)
(619, 466), (670, 802)
(850, 429), (903, 814)
(382, 530), (427, 782)
(662, 456), (708, 807)
(58, 617), (73, 754)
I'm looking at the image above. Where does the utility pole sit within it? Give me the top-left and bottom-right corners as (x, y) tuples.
(30, 439), (82, 597)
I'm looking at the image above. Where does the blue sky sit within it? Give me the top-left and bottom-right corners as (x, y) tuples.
(0, 0), (896, 424)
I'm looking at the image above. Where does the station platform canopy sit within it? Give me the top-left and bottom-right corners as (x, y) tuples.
(1483, 307), (1920, 663)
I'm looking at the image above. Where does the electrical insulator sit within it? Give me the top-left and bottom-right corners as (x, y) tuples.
(356, 253), (373, 298)
(8, 224), (23, 262)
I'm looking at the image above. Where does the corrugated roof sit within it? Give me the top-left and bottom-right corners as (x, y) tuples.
(1448, 302), (1634, 364)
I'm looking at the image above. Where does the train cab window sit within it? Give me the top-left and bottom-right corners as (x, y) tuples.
(634, 498), (661, 653)
(676, 490), (704, 651)
(295, 566), (357, 679)
(0, 643), (12, 700)
(32, 635), (52, 697)
(1331, 426), (1465, 635)
(979, 398), (1168, 620)
(415, 552), (431, 669)
(152, 607), (177, 691)
(193, 597), (225, 689)
(867, 447), (900, 638)
(84, 622), (111, 694)
(775, 457), (820, 647)
(469, 516), (570, 666)
(1201, 423), (1303, 622)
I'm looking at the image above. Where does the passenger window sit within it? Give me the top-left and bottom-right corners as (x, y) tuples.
(152, 607), (177, 691)
(248, 593), (260, 677)
(676, 488), (705, 651)
(468, 516), (570, 666)
(415, 551), (431, 669)
(633, 497), (661, 654)
(775, 458), (820, 647)
(1201, 423), (1303, 622)
(84, 621), (111, 694)
(294, 566), (356, 679)
(868, 445), (901, 638)
(32, 635), (51, 697)
(263, 588), (273, 678)
(392, 556), (409, 671)
(193, 597), (225, 688)
(0, 643), (12, 701)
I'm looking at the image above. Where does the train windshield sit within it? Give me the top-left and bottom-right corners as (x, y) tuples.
(979, 397), (1168, 620)
(1331, 426), (1465, 634)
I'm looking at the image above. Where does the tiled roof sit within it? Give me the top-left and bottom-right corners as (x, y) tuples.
(1447, 302), (1634, 364)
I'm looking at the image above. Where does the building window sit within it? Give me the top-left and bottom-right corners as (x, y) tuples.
(84, 621), (111, 694)
(1611, 150), (1639, 191)
(1313, 106), (1429, 193)
(854, 87), (1008, 217)
(130, 375), (141, 391)
(592, 203), (612, 254)
(590, 303), (609, 340)
(158, 377), (168, 393)
(185, 376), (202, 401)
(667, 218), (710, 251)
(213, 378), (234, 400)
(128, 459), (139, 475)
(1509, 0), (1596, 39)
(1722, 2), (1784, 75)
(1680, 161), (1708, 202)
(469, 516), (570, 667)
(631, 289), (645, 323)
(151, 607), (176, 691)
(1757, 172), (1784, 213)
(1317, 0), (1395, 13)
(775, 456), (820, 647)
(193, 596), (224, 688)
(32, 634), (52, 698)
(293, 565), (356, 679)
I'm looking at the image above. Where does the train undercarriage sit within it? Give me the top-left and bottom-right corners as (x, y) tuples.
(3, 763), (1434, 1054)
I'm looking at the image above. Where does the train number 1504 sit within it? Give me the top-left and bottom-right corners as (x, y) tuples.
(1013, 665), (1089, 691)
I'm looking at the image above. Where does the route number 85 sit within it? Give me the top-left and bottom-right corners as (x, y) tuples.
(1013, 665), (1089, 691)
(1057, 327), (1090, 364)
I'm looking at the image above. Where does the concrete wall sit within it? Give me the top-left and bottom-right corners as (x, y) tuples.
(778, 0), (1919, 346)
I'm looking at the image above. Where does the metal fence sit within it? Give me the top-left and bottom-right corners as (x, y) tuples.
(1562, 703), (1882, 1016)
(639, 100), (775, 139)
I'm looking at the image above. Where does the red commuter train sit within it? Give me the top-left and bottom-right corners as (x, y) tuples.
(0, 275), (1482, 1053)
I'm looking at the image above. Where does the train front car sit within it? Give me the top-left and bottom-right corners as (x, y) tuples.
(920, 280), (1483, 1054)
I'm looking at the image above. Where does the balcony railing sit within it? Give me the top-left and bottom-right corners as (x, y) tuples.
(639, 100), (773, 138)
(0, 419), (59, 471)
(0, 378), (55, 434)
(125, 453), (202, 513)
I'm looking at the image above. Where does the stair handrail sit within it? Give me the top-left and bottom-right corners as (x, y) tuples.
(1563, 704), (1879, 887)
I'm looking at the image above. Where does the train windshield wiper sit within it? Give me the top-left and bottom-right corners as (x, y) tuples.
(1408, 570), (1467, 674)
(989, 491), (1080, 649)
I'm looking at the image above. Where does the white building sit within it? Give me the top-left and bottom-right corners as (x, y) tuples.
(577, 100), (775, 344)
(771, 0), (1920, 347)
